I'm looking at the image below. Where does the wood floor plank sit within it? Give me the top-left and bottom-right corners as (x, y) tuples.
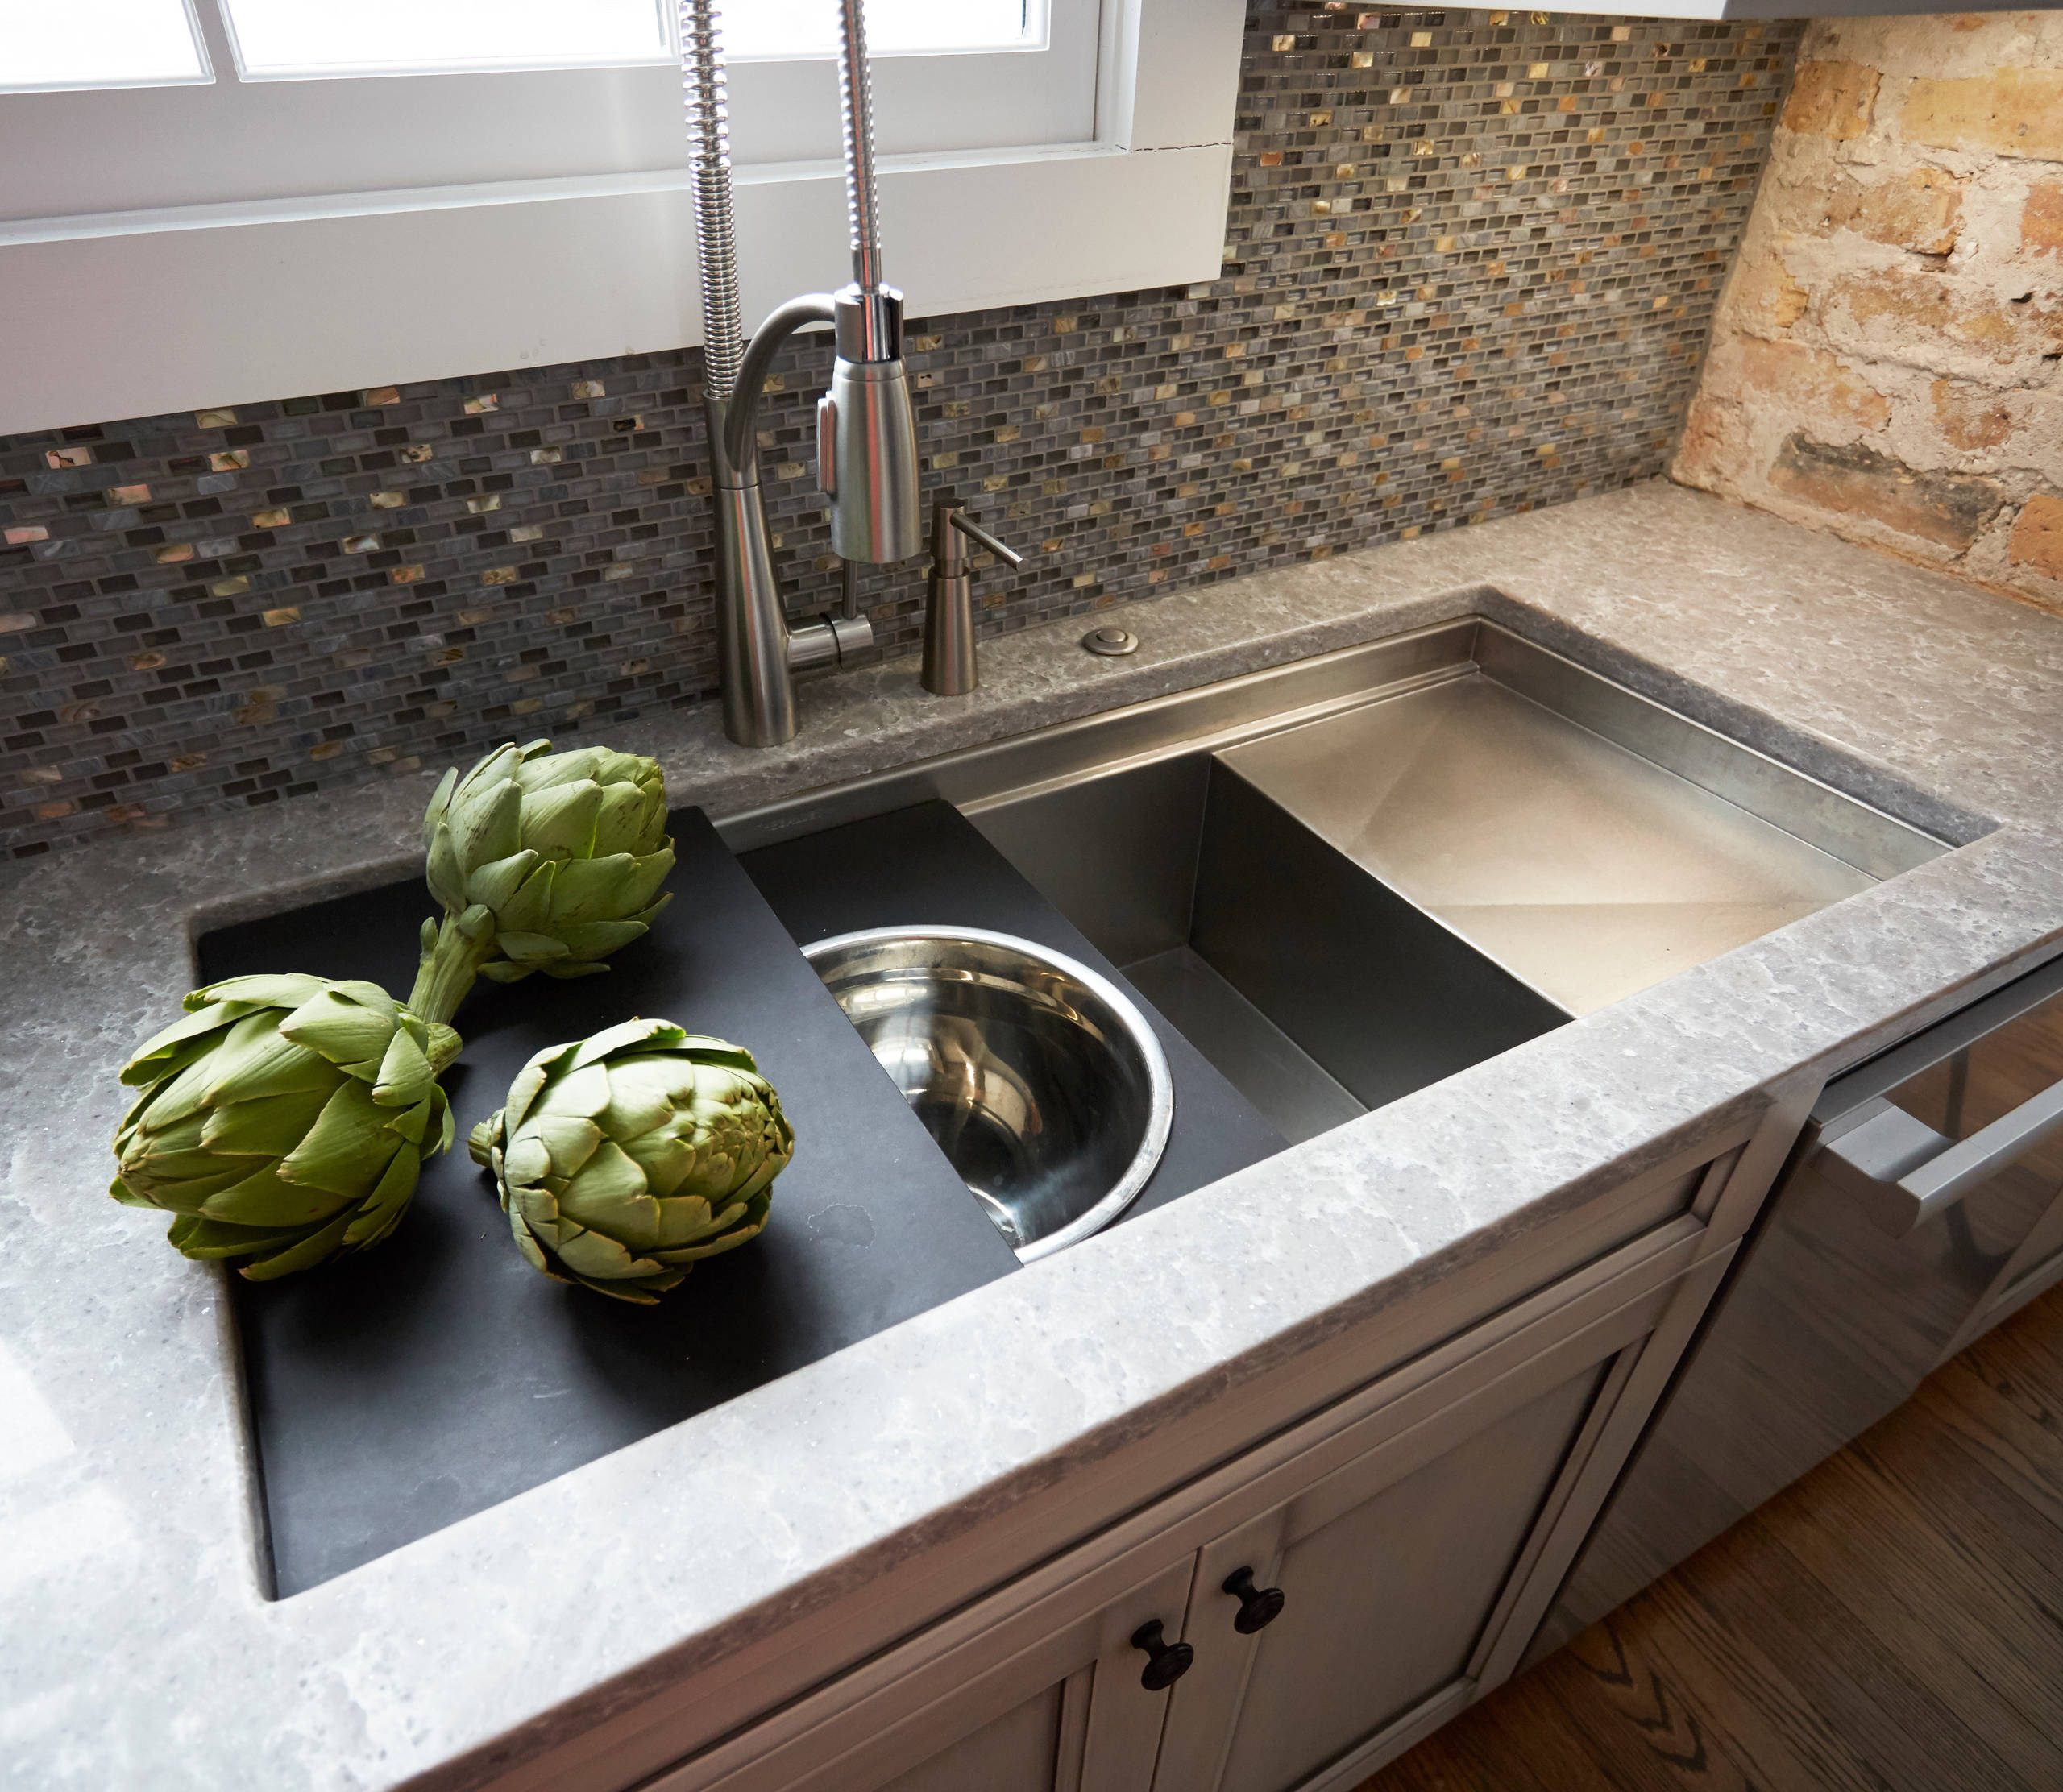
(1349, 1726), (1511, 1792)
(1380, 1695), (1566, 1792)
(1758, 1452), (2063, 1779)
(1436, 1719), (1565, 1792)
(1914, 1336), (2063, 1517)
(1807, 1445), (2053, 1645)
(1962, 1321), (2063, 1486)
(1359, 1609), (1770, 1792)
(1976, 1296), (2063, 1393)
(1363, 1662), (1648, 1792)
(1626, 1576), (1893, 1792)
(1700, 1501), (2038, 1782)
(1547, 1612), (1761, 1791)
(1911, 1355), (2063, 1533)
(1955, 1311), (2063, 1418)
(1849, 1412), (2063, 1618)
(1359, 1286), (2063, 1792)
(1343, 1741), (1469, 1792)
(1480, 1664), (1658, 1792)
(1661, 1541), (1974, 1792)
(1942, 1320), (2063, 1443)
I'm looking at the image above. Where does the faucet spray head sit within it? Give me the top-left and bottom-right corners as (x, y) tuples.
(816, 0), (921, 563)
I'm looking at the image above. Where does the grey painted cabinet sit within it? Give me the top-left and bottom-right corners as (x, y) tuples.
(661, 1555), (1193, 1792)
(657, 1235), (1733, 1792)
(1157, 1361), (1609, 1792)
(877, 1348), (1616, 1792)
(1144, 1234), (1725, 1792)
(878, 1234), (1729, 1792)
(868, 1558), (1193, 1792)
(638, 1114), (1792, 1792)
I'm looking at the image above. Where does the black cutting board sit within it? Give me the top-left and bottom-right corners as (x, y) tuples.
(202, 808), (1020, 1597)
(739, 800), (1289, 1229)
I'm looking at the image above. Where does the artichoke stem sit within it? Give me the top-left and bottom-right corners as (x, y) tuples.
(409, 910), (500, 1027)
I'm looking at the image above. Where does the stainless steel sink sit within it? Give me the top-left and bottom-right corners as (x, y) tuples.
(1215, 628), (1916, 1018)
(726, 618), (1948, 1147)
(975, 756), (1574, 1145)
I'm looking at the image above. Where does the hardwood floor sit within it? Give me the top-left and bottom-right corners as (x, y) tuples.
(1359, 1284), (2063, 1792)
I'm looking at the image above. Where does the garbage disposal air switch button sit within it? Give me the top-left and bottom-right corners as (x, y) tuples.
(1084, 625), (1139, 657)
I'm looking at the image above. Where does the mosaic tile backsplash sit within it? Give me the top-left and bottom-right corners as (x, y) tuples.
(0, 6), (1802, 859)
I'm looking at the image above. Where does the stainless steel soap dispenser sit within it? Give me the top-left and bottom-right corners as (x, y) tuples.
(922, 491), (1023, 696)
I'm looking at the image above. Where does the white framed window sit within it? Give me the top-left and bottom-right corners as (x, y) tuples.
(3, 2), (1098, 216)
(0, 0), (1243, 435)
(725, 2), (1042, 56)
(218, 0), (679, 79)
(0, 0), (212, 93)
(214, 0), (1048, 76)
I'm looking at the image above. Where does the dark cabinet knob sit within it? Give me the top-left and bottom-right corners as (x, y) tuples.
(1131, 1619), (1195, 1691)
(1222, 1566), (1286, 1634)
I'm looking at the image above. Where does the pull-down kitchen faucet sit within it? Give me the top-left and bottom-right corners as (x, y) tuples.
(679, 0), (923, 747)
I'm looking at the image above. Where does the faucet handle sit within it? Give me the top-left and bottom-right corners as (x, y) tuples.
(930, 491), (1024, 575)
(949, 509), (1024, 570)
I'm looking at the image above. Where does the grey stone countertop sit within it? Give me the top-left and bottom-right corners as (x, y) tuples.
(6, 480), (2063, 1790)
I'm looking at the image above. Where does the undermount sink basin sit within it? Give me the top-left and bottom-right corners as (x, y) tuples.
(963, 622), (1946, 1145)
(1214, 628), (1928, 1018)
(730, 616), (1949, 1152)
(803, 927), (1175, 1262)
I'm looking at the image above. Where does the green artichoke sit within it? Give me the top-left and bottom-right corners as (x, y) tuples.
(110, 974), (459, 1280)
(408, 740), (675, 1025)
(468, 1018), (792, 1305)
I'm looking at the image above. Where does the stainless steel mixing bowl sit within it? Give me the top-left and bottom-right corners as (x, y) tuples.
(801, 926), (1174, 1262)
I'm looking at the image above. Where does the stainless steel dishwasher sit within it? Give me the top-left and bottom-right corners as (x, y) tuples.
(1531, 950), (2063, 1657)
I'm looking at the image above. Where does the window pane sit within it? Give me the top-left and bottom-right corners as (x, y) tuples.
(726, 1), (1040, 58)
(0, 0), (208, 92)
(221, 0), (670, 79)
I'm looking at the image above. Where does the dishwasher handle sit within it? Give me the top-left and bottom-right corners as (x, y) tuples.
(1817, 1079), (2063, 1236)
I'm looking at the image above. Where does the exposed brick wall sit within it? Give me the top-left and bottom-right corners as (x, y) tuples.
(0, 6), (1803, 860)
(1674, 13), (2063, 612)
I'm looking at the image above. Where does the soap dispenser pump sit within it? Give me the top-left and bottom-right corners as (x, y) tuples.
(922, 490), (1023, 696)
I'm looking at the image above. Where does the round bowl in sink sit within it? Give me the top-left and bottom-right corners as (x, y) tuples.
(801, 926), (1173, 1263)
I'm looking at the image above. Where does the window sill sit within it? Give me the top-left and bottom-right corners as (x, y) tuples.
(0, 1), (1244, 433)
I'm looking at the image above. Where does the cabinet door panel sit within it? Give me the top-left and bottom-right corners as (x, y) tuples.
(878, 1679), (1068, 1792)
(1152, 1252), (1707, 1792)
(806, 1558), (1190, 1792)
(1216, 1361), (1606, 1792)
(1148, 1510), (1285, 1792)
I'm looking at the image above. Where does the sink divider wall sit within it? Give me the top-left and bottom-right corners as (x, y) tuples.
(969, 757), (1571, 1147)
